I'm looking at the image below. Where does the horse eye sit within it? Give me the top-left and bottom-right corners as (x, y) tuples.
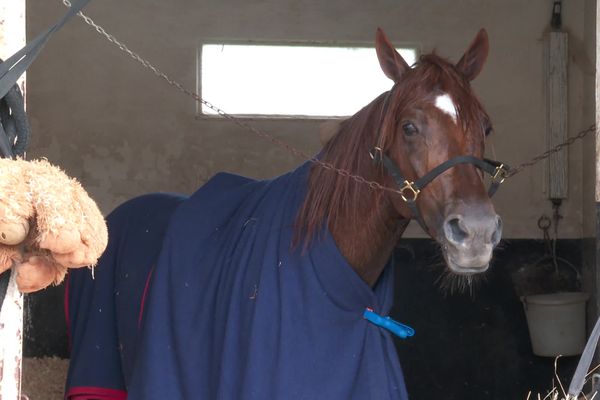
(402, 122), (419, 136)
(483, 121), (493, 136)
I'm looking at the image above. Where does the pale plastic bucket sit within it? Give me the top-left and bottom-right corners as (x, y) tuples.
(522, 292), (590, 357)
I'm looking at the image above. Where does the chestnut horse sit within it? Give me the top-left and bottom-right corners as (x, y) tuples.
(65, 28), (504, 400)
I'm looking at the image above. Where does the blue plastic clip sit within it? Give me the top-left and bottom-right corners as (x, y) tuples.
(363, 308), (415, 339)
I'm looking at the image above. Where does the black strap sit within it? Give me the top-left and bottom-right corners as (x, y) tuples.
(374, 152), (429, 232)
(406, 200), (429, 235)
(483, 158), (509, 197)
(373, 150), (509, 234)
(370, 86), (510, 234)
(415, 156), (494, 188)
(0, 82), (29, 158)
(0, 0), (92, 99)
(377, 153), (508, 194)
(376, 152), (412, 194)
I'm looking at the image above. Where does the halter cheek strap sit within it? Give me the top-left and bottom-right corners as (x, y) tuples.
(371, 149), (509, 233)
(370, 91), (509, 234)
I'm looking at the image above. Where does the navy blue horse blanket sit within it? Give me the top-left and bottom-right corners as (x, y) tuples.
(65, 162), (409, 399)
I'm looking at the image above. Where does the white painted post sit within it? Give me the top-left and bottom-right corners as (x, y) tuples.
(545, 30), (569, 200)
(0, 1), (26, 399)
(0, 270), (24, 399)
(597, 0), (600, 205)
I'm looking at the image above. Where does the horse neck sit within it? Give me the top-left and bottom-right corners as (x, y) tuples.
(300, 93), (409, 287)
(329, 190), (409, 287)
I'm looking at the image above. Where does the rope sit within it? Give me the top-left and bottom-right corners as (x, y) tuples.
(61, 0), (595, 186)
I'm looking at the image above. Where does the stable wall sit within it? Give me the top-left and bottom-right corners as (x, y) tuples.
(21, 3), (600, 397)
(581, 0), (597, 332)
(26, 0), (594, 239)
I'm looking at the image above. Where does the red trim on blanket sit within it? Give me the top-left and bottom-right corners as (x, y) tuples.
(65, 386), (127, 399)
(138, 267), (154, 328)
(64, 273), (72, 350)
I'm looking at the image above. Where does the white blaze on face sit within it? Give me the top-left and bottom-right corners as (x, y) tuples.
(434, 93), (458, 123)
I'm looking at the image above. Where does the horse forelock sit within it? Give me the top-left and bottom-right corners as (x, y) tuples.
(295, 53), (490, 247)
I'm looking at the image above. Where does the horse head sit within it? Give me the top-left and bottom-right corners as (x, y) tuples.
(374, 28), (502, 276)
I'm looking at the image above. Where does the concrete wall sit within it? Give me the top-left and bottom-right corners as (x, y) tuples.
(583, 0), (597, 239)
(580, 0), (597, 331)
(25, 0), (594, 239)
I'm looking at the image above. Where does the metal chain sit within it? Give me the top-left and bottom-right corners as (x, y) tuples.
(506, 124), (596, 178)
(60, 0), (595, 190)
(60, 0), (402, 196)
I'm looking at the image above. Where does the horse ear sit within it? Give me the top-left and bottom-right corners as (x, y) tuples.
(456, 29), (489, 81)
(375, 28), (410, 83)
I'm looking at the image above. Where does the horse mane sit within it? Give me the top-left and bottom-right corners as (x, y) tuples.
(295, 53), (490, 246)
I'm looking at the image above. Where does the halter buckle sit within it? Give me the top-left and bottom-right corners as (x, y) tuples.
(400, 180), (420, 202)
(492, 164), (508, 184)
(369, 147), (383, 162)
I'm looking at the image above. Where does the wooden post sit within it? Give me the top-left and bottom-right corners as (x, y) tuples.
(0, 271), (24, 399)
(546, 31), (569, 200)
(0, 1), (26, 399)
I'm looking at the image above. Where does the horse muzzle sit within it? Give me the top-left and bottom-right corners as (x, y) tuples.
(440, 212), (502, 275)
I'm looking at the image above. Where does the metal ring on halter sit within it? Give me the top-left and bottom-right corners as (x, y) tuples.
(491, 164), (508, 184)
(399, 180), (420, 202)
(369, 147), (383, 161)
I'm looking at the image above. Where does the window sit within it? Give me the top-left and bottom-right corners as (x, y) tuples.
(200, 43), (417, 117)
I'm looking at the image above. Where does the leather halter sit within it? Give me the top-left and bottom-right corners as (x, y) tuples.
(370, 87), (509, 233)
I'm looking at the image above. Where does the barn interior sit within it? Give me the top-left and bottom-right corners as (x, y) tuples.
(0, 0), (599, 399)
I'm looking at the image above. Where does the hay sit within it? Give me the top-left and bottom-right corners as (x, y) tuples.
(526, 358), (600, 400)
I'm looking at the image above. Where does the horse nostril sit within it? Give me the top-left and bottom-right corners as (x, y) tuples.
(490, 216), (503, 246)
(444, 216), (470, 245)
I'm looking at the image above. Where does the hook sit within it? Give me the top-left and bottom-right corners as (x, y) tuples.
(551, 1), (562, 30)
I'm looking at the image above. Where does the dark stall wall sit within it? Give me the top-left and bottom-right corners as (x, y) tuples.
(392, 240), (582, 399)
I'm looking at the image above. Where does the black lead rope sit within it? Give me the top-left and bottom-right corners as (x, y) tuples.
(0, 77), (29, 158)
(0, 0), (92, 100)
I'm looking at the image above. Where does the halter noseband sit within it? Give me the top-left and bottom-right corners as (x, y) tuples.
(371, 88), (509, 233)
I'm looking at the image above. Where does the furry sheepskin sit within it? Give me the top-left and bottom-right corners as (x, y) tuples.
(0, 158), (107, 292)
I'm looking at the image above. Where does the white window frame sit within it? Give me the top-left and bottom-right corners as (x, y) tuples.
(196, 40), (419, 120)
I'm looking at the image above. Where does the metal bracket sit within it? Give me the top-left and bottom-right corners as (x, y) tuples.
(492, 164), (508, 184)
(400, 180), (420, 202)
